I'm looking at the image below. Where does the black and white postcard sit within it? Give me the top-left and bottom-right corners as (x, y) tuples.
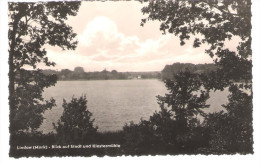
(1, 0), (260, 160)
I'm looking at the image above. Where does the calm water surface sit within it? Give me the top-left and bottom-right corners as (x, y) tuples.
(40, 79), (229, 133)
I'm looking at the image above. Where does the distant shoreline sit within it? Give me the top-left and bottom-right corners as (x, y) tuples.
(41, 63), (217, 81)
(56, 78), (163, 81)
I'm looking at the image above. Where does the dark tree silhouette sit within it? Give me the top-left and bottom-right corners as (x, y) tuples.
(202, 84), (253, 154)
(54, 96), (97, 144)
(156, 70), (210, 152)
(123, 70), (210, 154)
(8, 2), (81, 133)
(141, 0), (252, 86)
(157, 70), (209, 128)
(140, 0), (253, 153)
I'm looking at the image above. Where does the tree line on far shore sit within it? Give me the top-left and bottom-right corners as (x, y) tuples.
(40, 63), (216, 81)
(41, 67), (161, 80)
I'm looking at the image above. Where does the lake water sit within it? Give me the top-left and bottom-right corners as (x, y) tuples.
(40, 79), (229, 133)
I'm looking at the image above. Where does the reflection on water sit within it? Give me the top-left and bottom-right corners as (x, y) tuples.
(40, 80), (229, 133)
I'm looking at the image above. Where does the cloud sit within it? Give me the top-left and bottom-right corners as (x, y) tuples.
(43, 2), (249, 72)
(44, 16), (214, 72)
(77, 16), (138, 57)
(79, 16), (121, 47)
(76, 16), (173, 60)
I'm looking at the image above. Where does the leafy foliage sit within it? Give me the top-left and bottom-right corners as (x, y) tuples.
(140, 0), (253, 154)
(141, 0), (252, 85)
(54, 96), (97, 144)
(202, 84), (253, 154)
(8, 2), (81, 132)
(123, 70), (210, 154)
(157, 70), (210, 126)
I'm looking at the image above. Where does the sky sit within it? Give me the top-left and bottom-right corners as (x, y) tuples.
(42, 1), (216, 72)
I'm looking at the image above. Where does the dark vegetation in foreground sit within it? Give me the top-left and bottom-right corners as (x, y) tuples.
(10, 70), (253, 157)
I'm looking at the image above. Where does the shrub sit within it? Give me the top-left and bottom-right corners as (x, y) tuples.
(54, 95), (97, 144)
(202, 84), (253, 154)
(122, 70), (210, 154)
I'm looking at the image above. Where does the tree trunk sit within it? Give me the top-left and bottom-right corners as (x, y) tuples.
(9, 13), (21, 134)
(9, 47), (15, 133)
